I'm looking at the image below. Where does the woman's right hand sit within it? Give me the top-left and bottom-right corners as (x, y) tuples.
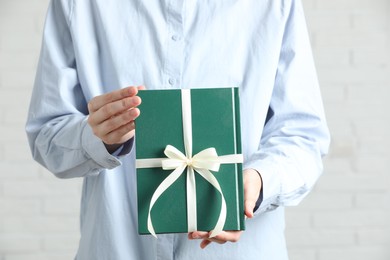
(87, 85), (145, 153)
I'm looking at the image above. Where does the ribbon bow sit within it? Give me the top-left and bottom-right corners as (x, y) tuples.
(162, 145), (221, 171)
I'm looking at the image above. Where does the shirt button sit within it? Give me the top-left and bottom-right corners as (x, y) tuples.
(107, 158), (117, 164)
(168, 78), (175, 85)
(171, 34), (180, 41)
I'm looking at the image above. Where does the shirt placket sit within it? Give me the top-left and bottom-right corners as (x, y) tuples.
(156, 1), (184, 259)
(164, 0), (184, 89)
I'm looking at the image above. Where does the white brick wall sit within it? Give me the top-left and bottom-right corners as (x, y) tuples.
(0, 1), (82, 259)
(0, 0), (389, 259)
(286, 1), (390, 260)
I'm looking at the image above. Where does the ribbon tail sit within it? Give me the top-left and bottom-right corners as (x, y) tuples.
(136, 158), (164, 168)
(147, 164), (186, 237)
(195, 168), (227, 238)
(218, 154), (243, 164)
(186, 167), (197, 232)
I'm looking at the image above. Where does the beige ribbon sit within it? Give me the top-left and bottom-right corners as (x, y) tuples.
(136, 89), (243, 238)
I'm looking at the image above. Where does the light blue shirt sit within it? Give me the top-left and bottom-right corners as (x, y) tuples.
(26, 0), (330, 259)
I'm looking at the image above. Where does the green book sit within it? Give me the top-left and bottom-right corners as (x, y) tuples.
(135, 88), (244, 235)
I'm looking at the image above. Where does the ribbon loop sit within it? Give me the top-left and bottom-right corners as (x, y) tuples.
(192, 148), (221, 172)
(164, 145), (187, 160)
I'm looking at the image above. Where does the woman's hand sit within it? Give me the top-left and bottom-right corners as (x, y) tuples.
(188, 168), (262, 248)
(87, 86), (145, 153)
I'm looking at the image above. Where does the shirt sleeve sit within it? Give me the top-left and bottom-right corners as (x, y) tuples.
(25, 0), (132, 179)
(245, 0), (330, 215)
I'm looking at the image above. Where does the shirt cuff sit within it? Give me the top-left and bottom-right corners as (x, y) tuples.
(81, 119), (122, 170)
(110, 138), (134, 157)
(244, 159), (281, 214)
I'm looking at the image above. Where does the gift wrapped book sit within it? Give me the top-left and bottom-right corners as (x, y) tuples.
(135, 88), (245, 237)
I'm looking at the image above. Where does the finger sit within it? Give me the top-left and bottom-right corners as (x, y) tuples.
(101, 121), (136, 145)
(90, 96), (141, 125)
(188, 231), (209, 240)
(88, 86), (138, 113)
(200, 239), (212, 249)
(244, 199), (256, 218)
(137, 85), (146, 90)
(211, 231), (242, 243)
(198, 231), (242, 249)
(189, 231), (242, 243)
(243, 169), (262, 218)
(243, 184), (257, 218)
(94, 108), (140, 136)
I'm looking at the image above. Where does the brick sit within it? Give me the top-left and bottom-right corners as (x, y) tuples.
(0, 107), (5, 124)
(322, 157), (355, 175)
(43, 198), (80, 215)
(298, 192), (354, 210)
(317, 174), (388, 192)
(0, 13), (36, 34)
(313, 210), (387, 228)
(0, 235), (41, 252)
(355, 192), (389, 209)
(0, 68), (36, 89)
(356, 143), (390, 158)
(4, 253), (76, 260)
(323, 106), (351, 126)
(316, 31), (387, 50)
(314, 49), (351, 68)
(0, 127), (29, 144)
(287, 249), (317, 260)
(357, 228), (390, 246)
(318, 67), (389, 85)
(4, 107), (29, 125)
(0, 90), (32, 106)
(0, 51), (39, 70)
(3, 179), (82, 198)
(346, 85), (389, 106)
(351, 155), (390, 175)
(353, 50), (390, 68)
(317, 0), (389, 12)
(0, 199), (41, 216)
(4, 143), (34, 162)
(0, 143), (4, 161)
(0, 162), (41, 179)
(286, 228), (355, 246)
(352, 117), (390, 137)
(0, 126), (26, 143)
(352, 11), (389, 32)
(42, 235), (79, 251)
(0, 0), (51, 16)
(301, 0), (316, 11)
(348, 115), (387, 136)
(0, 31), (41, 52)
(2, 216), (79, 234)
(320, 83), (347, 103)
(285, 208), (312, 228)
(319, 246), (388, 260)
(326, 133), (358, 159)
(305, 11), (352, 32)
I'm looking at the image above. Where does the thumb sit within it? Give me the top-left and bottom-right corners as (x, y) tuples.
(243, 169), (262, 219)
(244, 198), (256, 218)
